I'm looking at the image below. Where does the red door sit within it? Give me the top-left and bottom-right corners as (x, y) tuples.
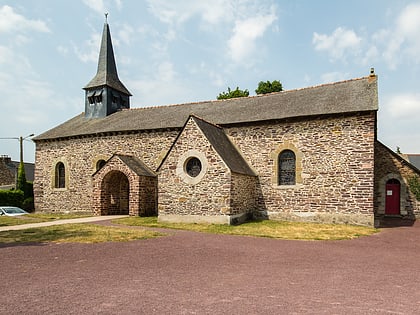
(385, 179), (400, 215)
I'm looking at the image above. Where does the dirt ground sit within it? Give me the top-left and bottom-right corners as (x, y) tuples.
(1, 221), (420, 314)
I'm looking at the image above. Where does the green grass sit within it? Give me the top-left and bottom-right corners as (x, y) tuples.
(0, 213), (92, 227)
(115, 217), (378, 241)
(0, 224), (164, 244)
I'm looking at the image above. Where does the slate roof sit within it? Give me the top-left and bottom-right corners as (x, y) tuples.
(83, 22), (131, 96)
(94, 154), (155, 177)
(34, 75), (378, 141)
(406, 154), (420, 170)
(191, 116), (256, 176)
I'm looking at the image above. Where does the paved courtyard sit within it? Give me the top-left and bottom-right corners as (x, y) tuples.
(1, 221), (420, 314)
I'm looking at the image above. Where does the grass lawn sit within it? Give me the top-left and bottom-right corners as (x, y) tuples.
(0, 213), (92, 227)
(0, 214), (378, 244)
(115, 217), (378, 241)
(0, 223), (163, 244)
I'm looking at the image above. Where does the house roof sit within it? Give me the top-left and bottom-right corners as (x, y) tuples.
(34, 75), (378, 141)
(117, 155), (156, 177)
(191, 116), (256, 176)
(378, 142), (420, 175)
(94, 154), (156, 177)
(83, 22), (131, 96)
(405, 154), (420, 170)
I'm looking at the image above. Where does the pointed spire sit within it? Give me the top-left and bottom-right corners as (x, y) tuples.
(84, 18), (131, 96)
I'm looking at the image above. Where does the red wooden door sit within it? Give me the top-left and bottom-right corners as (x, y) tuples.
(385, 179), (400, 215)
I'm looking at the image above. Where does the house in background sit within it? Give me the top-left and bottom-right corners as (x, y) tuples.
(32, 21), (420, 227)
(401, 154), (420, 170)
(0, 155), (35, 189)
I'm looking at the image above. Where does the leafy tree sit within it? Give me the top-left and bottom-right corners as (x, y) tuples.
(16, 161), (26, 192)
(255, 80), (283, 95)
(217, 87), (249, 100)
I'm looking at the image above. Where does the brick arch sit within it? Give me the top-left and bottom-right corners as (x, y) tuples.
(100, 170), (129, 215)
(92, 155), (157, 216)
(92, 160), (139, 216)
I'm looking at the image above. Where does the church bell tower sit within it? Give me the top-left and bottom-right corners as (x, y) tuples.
(83, 15), (131, 118)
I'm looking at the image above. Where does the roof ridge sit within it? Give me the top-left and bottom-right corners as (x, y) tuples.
(122, 75), (373, 112)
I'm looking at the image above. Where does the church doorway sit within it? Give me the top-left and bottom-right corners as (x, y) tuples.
(101, 170), (129, 215)
(385, 178), (400, 215)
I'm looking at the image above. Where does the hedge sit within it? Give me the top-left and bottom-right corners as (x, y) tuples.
(0, 190), (24, 207)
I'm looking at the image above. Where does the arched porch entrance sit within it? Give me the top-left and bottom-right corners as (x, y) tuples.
(92, 154), (158, 217)
(101, 170), (129, 215)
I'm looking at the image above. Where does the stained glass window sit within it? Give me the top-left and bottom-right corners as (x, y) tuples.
(278, 150), (296, 185)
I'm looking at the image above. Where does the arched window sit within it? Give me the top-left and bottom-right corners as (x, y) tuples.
(278, 150), (296, 185)
(55, 162), (66, 188)
(96, 159), (106, 171)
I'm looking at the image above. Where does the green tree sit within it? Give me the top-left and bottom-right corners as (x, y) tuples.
(255, 80), (283, 95)
(217, 87), (249, 100)
(16, 161), (27, 192)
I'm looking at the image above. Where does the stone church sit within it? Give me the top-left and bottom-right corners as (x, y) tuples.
(33, 21), (420, 227)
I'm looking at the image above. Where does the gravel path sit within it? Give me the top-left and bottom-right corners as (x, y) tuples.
(1, 220), (420, 314)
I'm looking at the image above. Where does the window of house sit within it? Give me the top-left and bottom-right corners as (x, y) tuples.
(185, 157), (202, 177)
(278, 150), (296, 185)
(55, 162), (66, 188)
(96, 159), (106, 170)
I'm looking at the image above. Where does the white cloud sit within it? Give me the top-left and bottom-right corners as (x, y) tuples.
(0, 5), (50, 34)
(313, 27), (362, 62)
(378, 92), (420, 153)
(82, 0), (106, 15)
(118, 23), (134, 45)
(82, 0), (123, 15)
(388, 3), (420, 66)
(385, 93), (420, 121)
(227, 13), (277, 64)
(312, 4), (420, 69)
(189, 62), (226, 87)
(73, 33), (101, 63)
(320, 72), (350, 84)
(129, 60), (193, 106)
(146, 0), (233, 26)
(146, 0), (278, 64)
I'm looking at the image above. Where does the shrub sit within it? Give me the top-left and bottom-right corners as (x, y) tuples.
(22, 197), (35, 212)
(408, 176), (420, 201)
(0, 190), (24, 207)
(24, 181), (34, 199)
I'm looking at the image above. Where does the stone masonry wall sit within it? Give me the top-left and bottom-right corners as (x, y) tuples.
(374, 142), (420, 218)
(158, 118), (232, 218)
(230, 172), (256, 216)
(226, 112), (376, 225)
(0, 160), (14, 186)
(35, 111), (376, 226)
(34, 130), (178, 213)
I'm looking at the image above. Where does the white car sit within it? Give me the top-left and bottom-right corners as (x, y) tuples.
(0, 206), (29, 216)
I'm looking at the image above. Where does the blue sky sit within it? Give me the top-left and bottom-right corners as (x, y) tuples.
(1, 0), (419, 163)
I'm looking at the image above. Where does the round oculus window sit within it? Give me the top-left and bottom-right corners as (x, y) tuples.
(185, 157), (202, 177)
